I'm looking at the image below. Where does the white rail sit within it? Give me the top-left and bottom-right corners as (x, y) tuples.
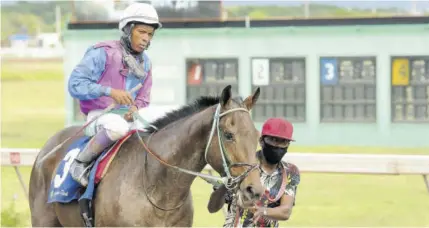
(2, 148), (429, 198)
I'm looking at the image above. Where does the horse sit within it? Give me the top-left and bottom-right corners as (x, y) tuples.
(29, 85), (265, 226)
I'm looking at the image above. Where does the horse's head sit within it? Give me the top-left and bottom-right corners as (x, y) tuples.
(205, 85), (264, 213)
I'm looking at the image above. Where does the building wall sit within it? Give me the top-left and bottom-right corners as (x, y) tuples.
(63, 24), (429, 147)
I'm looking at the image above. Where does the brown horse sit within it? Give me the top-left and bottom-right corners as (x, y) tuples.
(29, 85), (264, 226)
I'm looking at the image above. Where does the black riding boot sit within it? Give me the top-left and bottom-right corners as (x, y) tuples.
(69, 129), (115, 187)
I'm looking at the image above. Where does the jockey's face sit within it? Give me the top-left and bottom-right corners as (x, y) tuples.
(131, 24), (155, 53)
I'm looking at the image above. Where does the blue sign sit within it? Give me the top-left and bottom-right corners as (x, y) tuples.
(9, 34), (29, 41)
(320, 58), (338, 85)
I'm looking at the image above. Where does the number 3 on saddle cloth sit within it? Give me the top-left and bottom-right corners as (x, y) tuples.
(47, 129), (140, 204)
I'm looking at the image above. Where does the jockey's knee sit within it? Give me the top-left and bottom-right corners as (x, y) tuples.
(97, 113), (129, 140)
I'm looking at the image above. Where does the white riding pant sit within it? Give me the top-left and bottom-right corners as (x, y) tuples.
(84, 109), (146, 141)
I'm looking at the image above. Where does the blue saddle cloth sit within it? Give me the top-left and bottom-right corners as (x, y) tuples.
(47, 136), (110, 204)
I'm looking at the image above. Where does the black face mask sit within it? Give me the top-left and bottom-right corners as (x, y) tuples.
(262, 143), (288, 165)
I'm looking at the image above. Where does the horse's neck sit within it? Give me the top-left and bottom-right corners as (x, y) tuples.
(143, 106), (215, 199)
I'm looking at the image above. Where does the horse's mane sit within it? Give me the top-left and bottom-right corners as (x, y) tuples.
(144, 95), (243, 133)
(144, 96), (219, 133)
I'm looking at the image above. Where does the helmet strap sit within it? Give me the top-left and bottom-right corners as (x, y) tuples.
(119, 23), (147, 79)
(120, 23), (140, 56)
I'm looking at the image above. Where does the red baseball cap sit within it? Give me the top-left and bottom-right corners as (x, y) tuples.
(261, 117), (294, 141)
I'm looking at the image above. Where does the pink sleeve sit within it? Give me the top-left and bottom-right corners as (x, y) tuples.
(134, 68), (152, 109)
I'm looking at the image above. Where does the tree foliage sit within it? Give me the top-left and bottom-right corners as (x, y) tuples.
(1, 0), (423, 44)
(226, 4), (407, 19)
(1, 1), (72, 41)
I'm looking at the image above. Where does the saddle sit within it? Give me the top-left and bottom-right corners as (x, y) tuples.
(46, 129), (150, 227)
(79, 130), (152, 227)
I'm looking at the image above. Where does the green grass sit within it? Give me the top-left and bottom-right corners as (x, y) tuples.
(1, 80), (65, 148)
(1, 59), (66, 148)
(1, 166), (32, 225)
(1, 60), (429, 227)
(2, 167), (429, 227)
(1, 59), (63, 81)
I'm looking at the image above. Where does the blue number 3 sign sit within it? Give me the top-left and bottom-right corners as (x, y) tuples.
(320, 58), (338, 85)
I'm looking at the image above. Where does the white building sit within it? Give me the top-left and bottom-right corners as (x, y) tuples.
(36, 33), (62, 49)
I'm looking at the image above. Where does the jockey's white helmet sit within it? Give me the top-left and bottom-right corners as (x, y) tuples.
(119, 3), (162, 31)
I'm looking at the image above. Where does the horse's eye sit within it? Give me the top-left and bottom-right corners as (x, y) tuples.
(224, 132), (234, 141)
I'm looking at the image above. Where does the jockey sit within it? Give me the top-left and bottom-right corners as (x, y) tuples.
(67, 2), (162, 187)
(222, 117), (301, 227)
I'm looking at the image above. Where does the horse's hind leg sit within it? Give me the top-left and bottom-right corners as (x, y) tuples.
(30, 194), (61, 227)
(29, 163), (61, 227)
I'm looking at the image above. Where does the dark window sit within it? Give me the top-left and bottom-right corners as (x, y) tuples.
(186, 58), (239, 102)
(391, 56), (429, 122)
(251, 57), (306, 122)
(320, 56), (377, 122)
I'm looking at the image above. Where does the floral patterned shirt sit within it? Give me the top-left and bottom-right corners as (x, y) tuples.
(223, 152), (300, 228)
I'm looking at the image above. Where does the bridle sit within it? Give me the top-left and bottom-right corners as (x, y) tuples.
(133, 103), (259, 210)
(203, 104), (259, 190)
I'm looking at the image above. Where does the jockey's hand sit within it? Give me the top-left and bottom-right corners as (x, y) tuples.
(110, 88), (134, 105)
(124, 105), (138, 122)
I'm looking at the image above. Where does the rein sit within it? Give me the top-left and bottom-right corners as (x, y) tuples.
(132, 103), (258, 210)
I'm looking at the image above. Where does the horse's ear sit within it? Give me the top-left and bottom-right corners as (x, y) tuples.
(220, 85), (232, 107)
(207, 184), (228, 213)
(243, 87), (260, 110)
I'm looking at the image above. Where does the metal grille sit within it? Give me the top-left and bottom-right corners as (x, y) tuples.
(251, 57), (306, 122)
(391, 56), (429, 122)
(320, 56), (377, 122)
(186, 58), (239, 103)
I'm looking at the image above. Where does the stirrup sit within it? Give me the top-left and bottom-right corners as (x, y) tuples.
(79, 199), (94, 227)
(82, 212), (93, 227)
